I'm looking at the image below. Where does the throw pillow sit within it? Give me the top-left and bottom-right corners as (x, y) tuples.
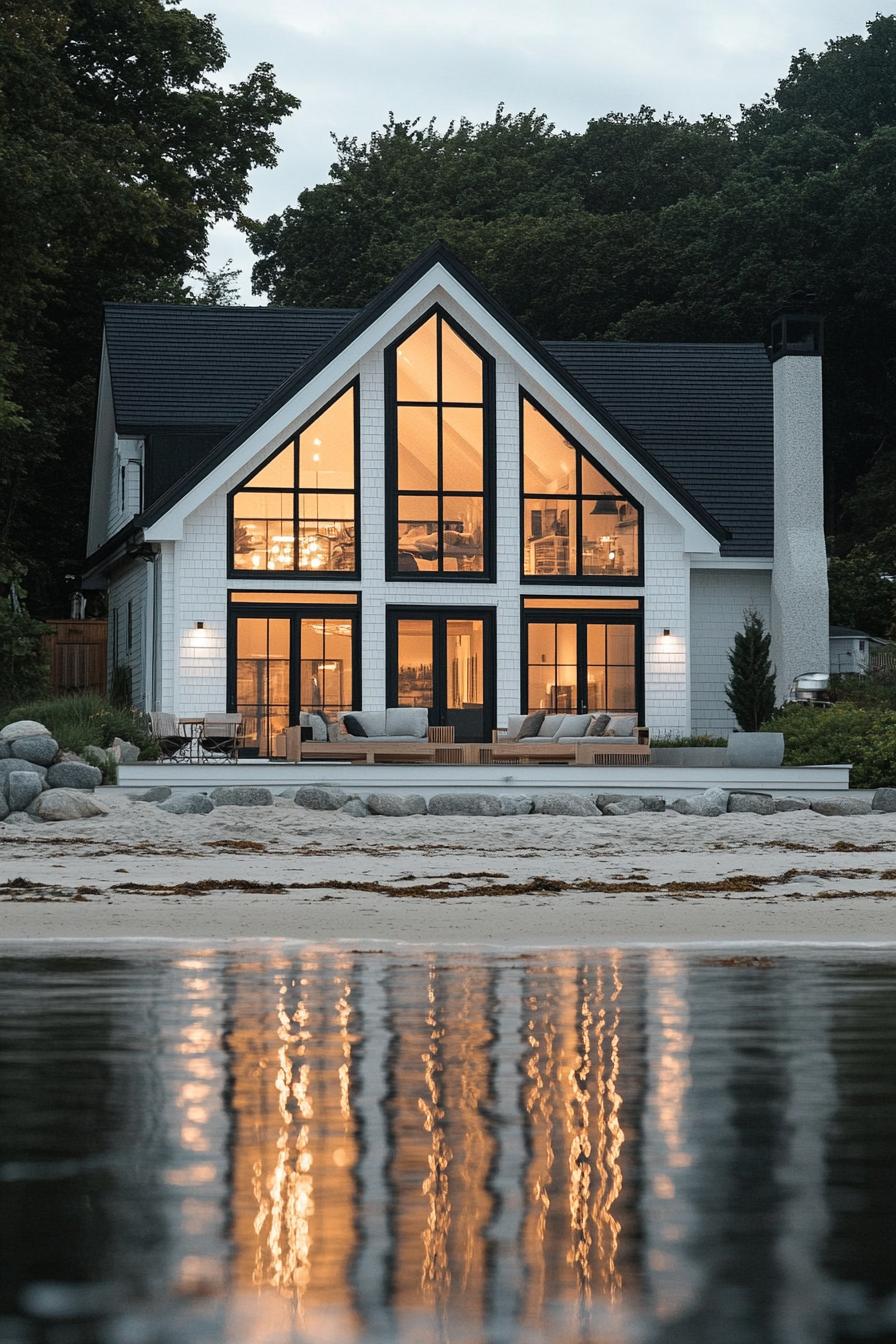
(587, 713), (611, 737)
(342, 714), (368, 738)
(605, 714), (638, 738)
(512, 709), (546, 740)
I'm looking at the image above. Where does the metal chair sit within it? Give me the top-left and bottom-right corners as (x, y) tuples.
(198, 714), (245, 764)
(150, 711), (192, 764)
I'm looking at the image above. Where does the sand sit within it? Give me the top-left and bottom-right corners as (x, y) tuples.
(2, 791), (896, 946)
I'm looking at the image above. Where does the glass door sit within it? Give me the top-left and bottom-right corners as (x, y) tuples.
(388, 608), (494, 742)
(523, 613), (641, 717)
(234, 617), (291, 755)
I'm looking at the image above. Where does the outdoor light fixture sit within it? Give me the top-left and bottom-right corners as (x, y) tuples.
(196, 621), (204, 630)
(662, 628), (671, 638)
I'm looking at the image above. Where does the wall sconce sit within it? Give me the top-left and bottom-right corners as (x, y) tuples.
(195, 621), (204, 630)
(662, 628), (671, 638)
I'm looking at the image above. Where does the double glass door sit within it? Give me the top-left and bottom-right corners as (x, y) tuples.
(387, 608), (494, 742)
(229, 604), (358, 755)
(523, 615), (640, 716)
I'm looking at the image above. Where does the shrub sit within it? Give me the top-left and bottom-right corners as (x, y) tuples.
(0, 603), (49, 709)
(829, 663), (896, 710)
(651, 734), (727, 748)
(3, 694), (157, 760)
(763, 703), (896, 789)
(726, 608), (776, 731)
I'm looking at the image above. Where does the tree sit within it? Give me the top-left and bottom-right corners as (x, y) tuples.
(0, 0), (298, 609)
(828, 546), (896, 638)
(726, 609), (777, 732)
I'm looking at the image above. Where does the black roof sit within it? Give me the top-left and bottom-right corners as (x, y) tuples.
(102, 245), (773, 557)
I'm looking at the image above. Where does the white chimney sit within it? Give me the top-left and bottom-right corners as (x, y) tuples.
(769, 304), (829, 700)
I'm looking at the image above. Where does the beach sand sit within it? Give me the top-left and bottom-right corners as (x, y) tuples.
(2, 791), (896, 946)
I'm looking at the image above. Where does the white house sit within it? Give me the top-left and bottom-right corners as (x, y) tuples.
(83, 244), (829, 753)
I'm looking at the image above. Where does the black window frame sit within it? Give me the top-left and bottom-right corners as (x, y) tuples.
(385, 305), (496, 582)
(227, 377), (361, 581)
(519, 390), (644, 586)
(519, 595), (645, 721)
(385, 603), (497, 739)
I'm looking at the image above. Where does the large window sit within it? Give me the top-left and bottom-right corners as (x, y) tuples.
(521, 599), (642, 718)
(231, 383), (358, 575)
(388, 310), (493, 577)
(521, 394), (640, 581)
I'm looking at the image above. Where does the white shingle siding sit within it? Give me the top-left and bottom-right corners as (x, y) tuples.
(689, 569), (772, 736)
(105, 438), (144, 539)
(107, 560), (146, 708)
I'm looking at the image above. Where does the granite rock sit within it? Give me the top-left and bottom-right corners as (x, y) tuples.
(0, 793), (8, 820)
(498, 794), (533, 815)
(47, 761), (102, 791)
(639, 795), (666, 813)
(365, 793), (428, 817)
(30, 789), (109, 821)
(135, 786), (172, 802)
(294, 786), (351, 811)
(672, 795), (725, 817)
(0, 719), (51, 741)
(158, 792), (215, 815)
(603, 798), (645, 816)
(427, 793), (502, 817)
(82, 745), (111, 771)
(339, 799), (369, 817)
(8, 771), (44, 812)
(872, 787), (896, 813)
(595, 794), (628, 808)
(774, 797), (811, 812)
(11, 735), (58, 766)
(0, 740), (9, 758)
(532, 794), (600, 817)
(110, 737), (141, 765)
(728, 793), (776, 815)
(0, 759), (47, 800)
(810, 798), (873, 817)
(210, 786), (273, 807)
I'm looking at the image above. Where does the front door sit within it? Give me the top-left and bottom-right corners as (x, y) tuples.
(228, 601), (359, 754)
(523, 612), (642, 718)
(387, 607), (495, 742)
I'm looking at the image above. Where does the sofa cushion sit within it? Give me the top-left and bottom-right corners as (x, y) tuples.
(343, 710), (386, 738)
(342, 714), (368, 737)
(537, 714), (566, 738)
(385, 707), (429, 739)
(587, 713), (611, 737)
(605, 714), (638, 738)
(504, 715), (526, 739)
(513, 709), (546, 741)
(299, 711), (329, 742)
(554, 713), (593, 739)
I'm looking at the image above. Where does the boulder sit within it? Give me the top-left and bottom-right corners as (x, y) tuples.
(8, 771), (44, 813)
(728, 792), (776, 815)
(639, 795), (666, 813)
(872, 787), (896, 814)
(365, 792), (428, 817)
(339, 799), (369, 818)
(0, 719), (51, 741)
(810, 798), (873, 817)
(0, 793), (8, 821)
(0, 740), (9, 758)
(603, 798), (645, 816)
(82, 745), (111, 771)
(110, 736), (140, 765)
(47, 761), (102, 791)
(427, 792), (502, 817)
(30, 789), (109, 822)
(596, 793), (628, 809)
(498, 794), (533, 815)
(774, 797), (811, 812)
(532, 794), (600, 817)
(158, 792), (215, 815)
(294, 785), (351, 811)
(210, 786), (273, 807)
(11, 734), (58, 766)
(277, 788), (297, 801)
(0, 758), (47, 800)
(703, 786), (730, 812)
(135, 786), (172, 802)
(672, 795), (724, 817)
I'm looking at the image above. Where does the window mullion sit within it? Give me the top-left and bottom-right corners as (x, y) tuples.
(293, 440), (300, 573)
(436, 315), (444, 572)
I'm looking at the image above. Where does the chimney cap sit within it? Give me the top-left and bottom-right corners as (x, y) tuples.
(768, 298), (823, 361)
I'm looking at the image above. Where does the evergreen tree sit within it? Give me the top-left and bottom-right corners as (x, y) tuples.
(726, 609), (777, 731)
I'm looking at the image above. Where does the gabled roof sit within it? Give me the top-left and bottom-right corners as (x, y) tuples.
(829, 625), (885, 641)
(100, 242), (776, 558)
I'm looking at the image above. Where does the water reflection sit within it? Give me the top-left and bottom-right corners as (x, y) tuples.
(1, 947), (896, 1343)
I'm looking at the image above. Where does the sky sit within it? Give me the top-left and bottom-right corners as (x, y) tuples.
(187, 0), (879, 301)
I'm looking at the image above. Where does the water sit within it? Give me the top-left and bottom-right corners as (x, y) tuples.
(1, 945), (895, 1344)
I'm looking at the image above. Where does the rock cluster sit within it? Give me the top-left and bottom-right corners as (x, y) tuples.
(0, 720), (108, 822)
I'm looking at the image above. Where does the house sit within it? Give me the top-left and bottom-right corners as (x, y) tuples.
(828, 625), (888, 675)
(82, 244), (829, 753)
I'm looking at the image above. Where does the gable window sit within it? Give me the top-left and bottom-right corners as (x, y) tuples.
(521, 394), (641, 581)
(230, 382), (359, 575)
(387, 309), (494, 578)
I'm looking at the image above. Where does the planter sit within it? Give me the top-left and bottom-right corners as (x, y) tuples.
(726, 732), (785, 768)
(649, 747), (729, 768)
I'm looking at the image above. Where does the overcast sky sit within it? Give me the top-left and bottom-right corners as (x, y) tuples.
(188, 0), (878, 300)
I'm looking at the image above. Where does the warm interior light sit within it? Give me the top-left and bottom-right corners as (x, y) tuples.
(662, 628), (671, 638)
(196, 621), (204, 630)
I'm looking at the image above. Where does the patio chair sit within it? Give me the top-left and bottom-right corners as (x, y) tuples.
(150, 711), (192, 764)
(198, 714), (245, 764)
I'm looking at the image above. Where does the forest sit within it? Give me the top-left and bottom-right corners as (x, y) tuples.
(2, 5), (895, 634)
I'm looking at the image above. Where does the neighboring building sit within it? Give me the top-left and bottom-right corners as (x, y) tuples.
(828, 625), (888, 675)
(82, 244), (829, 751)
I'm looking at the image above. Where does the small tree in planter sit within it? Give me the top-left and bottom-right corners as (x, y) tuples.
(726, 609), (776, 732)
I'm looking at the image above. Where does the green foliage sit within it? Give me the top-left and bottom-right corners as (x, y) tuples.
(0, 0), (298, 606)
(830, 662), (896, 710)
(828, 546), (896, 638)
(109, 663), (132, 708)
(726, 609), (777, 732)
(3, 693), (154, 758)
(651, 734), (727, 748)
(764, 703), (896, 789)
(0, 602), (49, 707)
(251, 16), (896, 555)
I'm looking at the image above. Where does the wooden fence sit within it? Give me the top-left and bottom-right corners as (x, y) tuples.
(42, 619), (107, 695)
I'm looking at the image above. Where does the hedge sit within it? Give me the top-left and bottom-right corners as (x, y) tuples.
(763, 703), (896, 789)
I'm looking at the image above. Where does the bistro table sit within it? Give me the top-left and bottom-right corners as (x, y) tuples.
(177, 717), (206, 764)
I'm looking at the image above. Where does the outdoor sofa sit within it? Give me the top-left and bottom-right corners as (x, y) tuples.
(285, 708), (451, 763)
(491, 712), (650, 766)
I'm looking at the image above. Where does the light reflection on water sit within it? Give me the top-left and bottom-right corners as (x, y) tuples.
(1, 945), (895, 1343)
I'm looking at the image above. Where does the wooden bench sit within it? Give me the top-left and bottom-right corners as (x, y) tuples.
(286, 731), (438, 765)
